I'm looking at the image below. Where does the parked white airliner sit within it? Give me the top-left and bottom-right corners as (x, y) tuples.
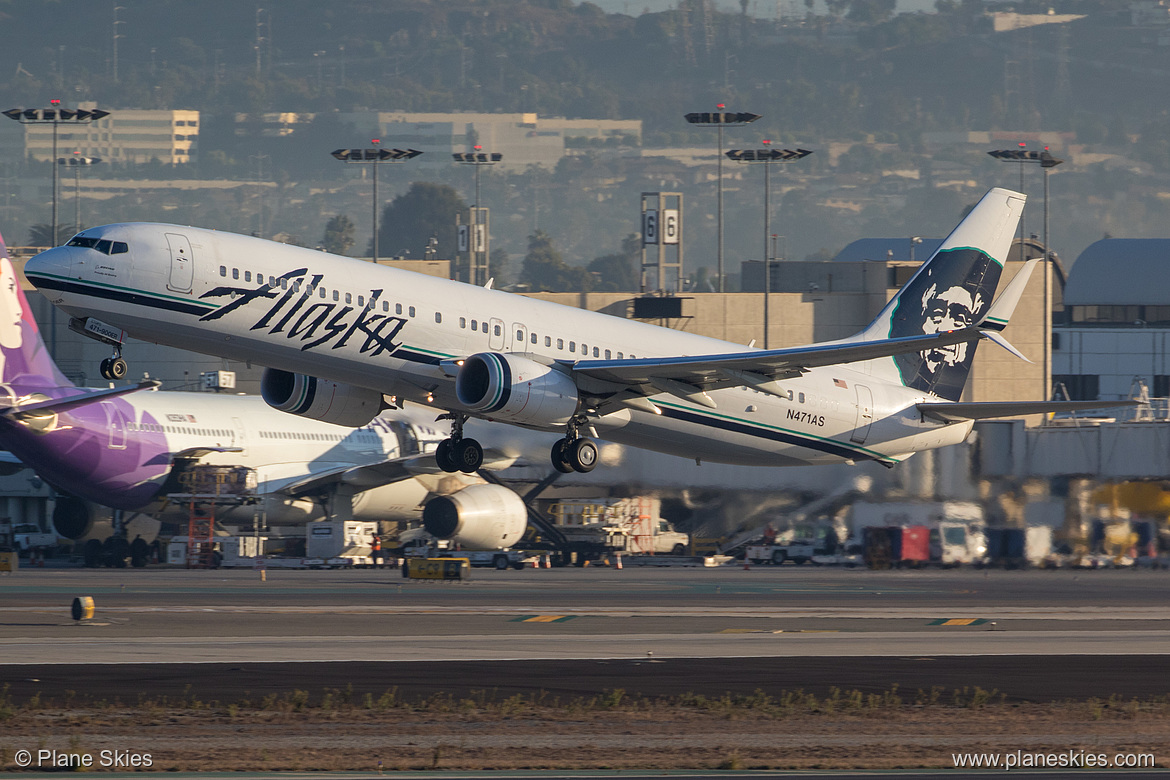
(25, 188), (1122, 476)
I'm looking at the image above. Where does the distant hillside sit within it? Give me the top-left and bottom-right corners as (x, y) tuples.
(0, 0), (1154, 144)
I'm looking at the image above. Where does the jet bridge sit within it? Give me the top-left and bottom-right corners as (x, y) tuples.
(978, 418), (1170, 479)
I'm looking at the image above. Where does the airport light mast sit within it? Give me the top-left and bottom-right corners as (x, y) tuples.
(988, 145), (1065, 401)
(452, 147), (503, 285)
(4, 102), (109, 359)
(59, 153), (101, 235)
(3, 102), (110, 247)
(331, 143), (422, 263)
(727, 143), (813, 349)
(684, 106), (760, 293)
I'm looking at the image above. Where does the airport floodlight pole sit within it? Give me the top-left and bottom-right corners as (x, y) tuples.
(331, 143), (422, 263)
(59, 153), (101, 234)
(726, 144), (812, 348)
(685, 106), (760, 292)
(3, 102), (110, 247)
(988, 146), (1064, 401)
(452, 145), (502, 209)
(453, 147), (503, 285)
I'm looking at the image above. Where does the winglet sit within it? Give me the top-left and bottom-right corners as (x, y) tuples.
(975, 257), (1041, 361)
(979, 257), (1040, 333)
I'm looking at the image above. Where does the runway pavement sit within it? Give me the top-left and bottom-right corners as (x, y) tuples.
(2, 566), (1170, 702)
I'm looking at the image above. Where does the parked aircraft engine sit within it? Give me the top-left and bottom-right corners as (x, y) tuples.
(455, 353), (578, 427)
(422, 484), (528, 550)
(52, 495), (95, 540)
(261, 368), (382, 427)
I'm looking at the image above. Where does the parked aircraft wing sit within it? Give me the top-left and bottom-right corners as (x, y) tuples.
(278, 457), (417, 496)
(172, 446), (244, 459)
(280, 445), (526, 496)
(916, 399), (1137, 423)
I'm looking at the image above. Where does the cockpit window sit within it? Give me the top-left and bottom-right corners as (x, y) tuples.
(66, 236), (129, 255)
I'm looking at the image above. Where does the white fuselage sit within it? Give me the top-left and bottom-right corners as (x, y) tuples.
(126, 392), (444, 522)
(28, 224), (973, 469)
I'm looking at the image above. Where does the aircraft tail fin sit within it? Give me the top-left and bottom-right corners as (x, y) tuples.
(0, 233), (73, 389)
(852, 187), (1025, 402)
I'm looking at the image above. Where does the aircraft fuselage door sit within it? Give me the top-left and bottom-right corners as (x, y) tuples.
(165, 233), (194, 292)
(851, 385), (873, 445)
(231, 417), (246, 449)
(510, 323), (528, 351)
(488, 317), (505, 351)
(102, 402), (126, 450)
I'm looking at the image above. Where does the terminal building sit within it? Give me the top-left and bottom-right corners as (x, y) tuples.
(1053, 238), (1170, 404)
(17, 105), (200, 166)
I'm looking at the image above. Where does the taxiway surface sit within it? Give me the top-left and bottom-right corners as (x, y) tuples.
(2, 566), (1169, 701)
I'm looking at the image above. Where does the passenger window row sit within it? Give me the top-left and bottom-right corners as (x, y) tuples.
(215, 266), (641, 360)
(455, 317), (633, 359)
(217, 266), (420, 318)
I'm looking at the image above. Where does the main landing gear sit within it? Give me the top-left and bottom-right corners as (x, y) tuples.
(435, 413), (483, 474)
(99, 351), (128, 380)
(551, 416), (598, 474)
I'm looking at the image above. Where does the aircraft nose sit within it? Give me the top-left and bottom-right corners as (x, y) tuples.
(24, 246), (72, 284)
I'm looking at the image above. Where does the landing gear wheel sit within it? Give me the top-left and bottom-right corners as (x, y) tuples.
(568, 438), (598, 473)
(435, 439), (460, 473)
(455, 438), (483, 473)
(551, 439), (574, 473)
(108, 357), (128, 380)
(99, 358), (112, 380)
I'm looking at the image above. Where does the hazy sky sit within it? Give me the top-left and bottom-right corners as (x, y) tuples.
(583, 0), (939, 17)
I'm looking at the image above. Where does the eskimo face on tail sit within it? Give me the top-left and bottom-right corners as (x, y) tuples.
(889, 248), (999, 401)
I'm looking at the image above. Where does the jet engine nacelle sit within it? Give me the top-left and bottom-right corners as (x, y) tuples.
(53, 495), (95, 540)
(422, 484), (528, 550)
(261, 368), (382, 428)
(455, 352), (578, 427)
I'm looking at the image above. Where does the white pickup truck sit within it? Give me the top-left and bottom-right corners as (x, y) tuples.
(13, 524), (57, 554)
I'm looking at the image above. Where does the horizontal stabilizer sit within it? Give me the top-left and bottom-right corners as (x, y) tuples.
(0, 380), (160, 420)
(917, 399), (1138, 423)
(981, 330), (1031, 362)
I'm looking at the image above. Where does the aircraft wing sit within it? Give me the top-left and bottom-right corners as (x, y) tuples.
(279, 457), (419, 496)
(279, 446), (525, 497)
(0, 381), (160, 419)
(916, 399), (1138, 423)
(172, 446), (244, 459)
(571, 328), (987, 411)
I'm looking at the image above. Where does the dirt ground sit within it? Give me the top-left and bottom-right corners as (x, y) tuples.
(1, 688), (1167, 771)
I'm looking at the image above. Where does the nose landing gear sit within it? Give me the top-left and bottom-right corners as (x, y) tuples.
(435, 413), (483, 473)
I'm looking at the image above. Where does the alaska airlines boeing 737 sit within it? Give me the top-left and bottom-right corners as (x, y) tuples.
(25, 188), (1124, 477)
(0, 229), (548, 545)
